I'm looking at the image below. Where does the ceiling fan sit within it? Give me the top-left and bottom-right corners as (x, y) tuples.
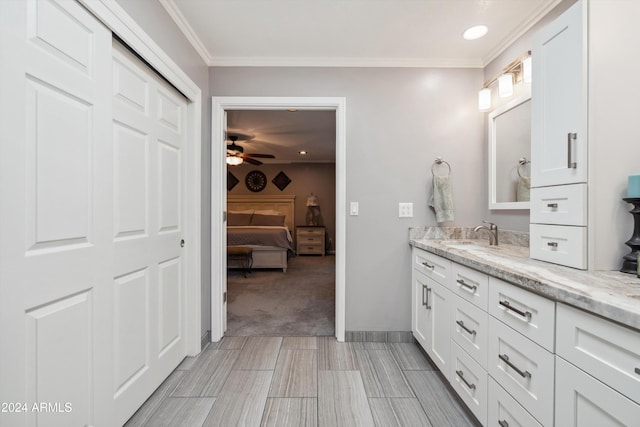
(226, 135), (275, 166)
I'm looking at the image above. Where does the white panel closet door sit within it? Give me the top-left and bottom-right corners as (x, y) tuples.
(111, 42), (188, 426)
(0, 0), (113, 426)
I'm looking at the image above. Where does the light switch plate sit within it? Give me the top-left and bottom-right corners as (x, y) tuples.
(350, 202), (359, 216)
(399, 202), (413, 218)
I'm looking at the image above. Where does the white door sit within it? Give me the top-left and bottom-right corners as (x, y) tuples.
(111, 42), (188, 426)
(531, 0), (586, 187)
(0, 1), (113, 425)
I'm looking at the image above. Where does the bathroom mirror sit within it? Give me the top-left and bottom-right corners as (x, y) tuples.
(488, 93), (531, 210)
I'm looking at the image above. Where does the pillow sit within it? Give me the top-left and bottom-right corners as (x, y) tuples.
(227, 212), (252, 226)
(251, 213), (285, 226)
(254, 209), (282, 216)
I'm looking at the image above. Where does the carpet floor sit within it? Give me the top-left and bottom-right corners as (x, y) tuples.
(226, 254), (335, 336)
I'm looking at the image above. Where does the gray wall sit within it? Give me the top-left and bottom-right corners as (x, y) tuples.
(228, 163), (337, 248)
(114, 0), (212, 337)
(210, 67), (484, 331)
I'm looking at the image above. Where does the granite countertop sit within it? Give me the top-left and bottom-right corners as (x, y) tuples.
(409, 227), (640, 331)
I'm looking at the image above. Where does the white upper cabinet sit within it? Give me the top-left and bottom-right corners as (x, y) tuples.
(531, 0), (586, 188)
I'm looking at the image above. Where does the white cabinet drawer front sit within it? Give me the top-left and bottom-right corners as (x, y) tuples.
(452, 263), (489, 310)
(413, 248), (451, 286)
(489, 277), (555, 352)
(556, 356), (640, 427)
(488, 378), (542, 427)
(451, 295), (488, 368)
(530, 184), (587, 226)
(451, 341), (488, 426)
(557, 303), (640, 404)
(488, 317), (554, 427)
(529, 224), (587, 269)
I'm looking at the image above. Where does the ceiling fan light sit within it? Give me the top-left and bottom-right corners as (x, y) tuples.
(226, 156), (243, 166)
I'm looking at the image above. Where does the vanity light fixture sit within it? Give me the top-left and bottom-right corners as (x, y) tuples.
(478, 51), (531, 111)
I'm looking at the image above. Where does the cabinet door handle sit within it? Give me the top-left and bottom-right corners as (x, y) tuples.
(635, 367), (640, 375)
(422, 284), (427, 307)
(456, 320), (477, 336)
(422, 261), (435, 271)
(456, 279), (477, 293)
(498, 420), (509, 427)
(547, 242), (558, 248)
(455, 370), (476, 390)
(424, 285), (432, 309)
(499, 300), (532, 321)
(499, 354), (531, 379)
(547, 203), (558, 208)
(567, 132), (577, 169)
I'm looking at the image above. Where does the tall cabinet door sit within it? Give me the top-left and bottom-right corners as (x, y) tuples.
(412, 270), (430, 349)
(426, 279), (451, 381)
(531, 0), (586, 187)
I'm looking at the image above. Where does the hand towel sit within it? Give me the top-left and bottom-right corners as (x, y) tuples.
(516, 175), (531, 202)
(429, 175), (454, 223)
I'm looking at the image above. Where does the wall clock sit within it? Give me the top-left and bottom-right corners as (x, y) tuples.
(245, 170), (267, 192)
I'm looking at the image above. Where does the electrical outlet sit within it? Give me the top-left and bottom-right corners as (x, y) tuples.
(399, 202), (413, 218)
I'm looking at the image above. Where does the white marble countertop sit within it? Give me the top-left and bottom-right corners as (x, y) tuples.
(409, 227), (640, 331)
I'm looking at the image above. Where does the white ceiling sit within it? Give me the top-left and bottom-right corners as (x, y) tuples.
(160, 0), (560, 163)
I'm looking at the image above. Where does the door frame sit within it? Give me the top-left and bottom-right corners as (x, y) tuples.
(78, 0), (202, 356)
(211, 96), (346, 342)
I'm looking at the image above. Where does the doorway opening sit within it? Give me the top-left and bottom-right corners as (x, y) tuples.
(211, 97), (346, 342)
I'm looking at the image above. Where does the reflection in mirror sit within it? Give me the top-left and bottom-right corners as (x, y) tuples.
(489, 94), (531, 210)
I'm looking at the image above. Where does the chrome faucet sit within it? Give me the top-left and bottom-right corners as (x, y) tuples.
(473, 220), (499, 246)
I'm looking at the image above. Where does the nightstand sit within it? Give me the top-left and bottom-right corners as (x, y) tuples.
(296, 226), (325, 256)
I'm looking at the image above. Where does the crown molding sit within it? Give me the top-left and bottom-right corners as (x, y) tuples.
(159, 0), (214, 65)
(208, 56), (484, 68)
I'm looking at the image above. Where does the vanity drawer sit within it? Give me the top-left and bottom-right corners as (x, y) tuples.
(488, 317), (554, 427)
(488, 377), (542, 427)
(530, 183), (587, 226)
(451, 294), (488, 368)
(451, 341), (488, 426)
(529, 223), (587, 270)
(556, 303), (640, 405)
(489, 277), (555, 352)
(451, 263), (488, 311)
(413, 248), (451, 286)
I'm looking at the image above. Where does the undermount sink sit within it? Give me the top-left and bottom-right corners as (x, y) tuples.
(441, 240), (499, 250)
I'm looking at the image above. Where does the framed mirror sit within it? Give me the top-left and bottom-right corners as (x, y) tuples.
(488, 93), (531, 210)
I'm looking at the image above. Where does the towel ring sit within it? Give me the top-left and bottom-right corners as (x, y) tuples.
(517, 157), (530, 178)
(432, 157), (451, 177)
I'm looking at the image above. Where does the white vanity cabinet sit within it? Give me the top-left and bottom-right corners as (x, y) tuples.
(530, 0), (640, 270)
(411, 248), (452, 380)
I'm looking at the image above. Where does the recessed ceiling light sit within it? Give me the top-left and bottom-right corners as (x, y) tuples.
(299, 150), (307, 155)
(288, 108), (298, 112)
(463, 25), (488, 40)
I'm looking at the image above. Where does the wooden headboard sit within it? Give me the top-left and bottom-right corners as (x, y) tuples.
(227, 195), (296, 230)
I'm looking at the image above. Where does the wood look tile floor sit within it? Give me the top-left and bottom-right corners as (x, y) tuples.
(125, 337), (480, 427)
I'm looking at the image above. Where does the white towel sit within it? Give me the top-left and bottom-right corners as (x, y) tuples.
(516, 175), (530, 202)
(429, 175), (454, 223)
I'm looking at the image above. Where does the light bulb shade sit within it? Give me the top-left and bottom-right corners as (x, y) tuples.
(498, 74), (514, 98)
(522, 55), (532, 83)
(226, 156), (243, 166)
(478, 88), (491, 111)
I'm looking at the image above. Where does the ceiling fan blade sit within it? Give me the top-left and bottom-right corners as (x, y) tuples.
(243, 157), (263, 165)
(245, 153), (275, 159)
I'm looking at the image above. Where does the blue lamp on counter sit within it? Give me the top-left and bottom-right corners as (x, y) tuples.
(621, 174), (640, 275)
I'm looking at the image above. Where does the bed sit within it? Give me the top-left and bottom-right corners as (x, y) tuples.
(227, 195), (295, 272)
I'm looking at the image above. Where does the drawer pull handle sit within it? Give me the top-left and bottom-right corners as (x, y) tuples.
(455, 370), (476, 390)
(547, 203), (558, 209)
(499, 300), (532, 321)
(635, 367), (640, 375)
(307, 238), (315, 241)
(498, 421), (509, 427)
(422, 261), (435, 271)
(456, 320), (477, 336)
(547, 242), (558, 248)
(456, 279), (477, 293)
(499, 354), (531, 379)
(422, 285), (431, 309)
(567, 132), (577, 169)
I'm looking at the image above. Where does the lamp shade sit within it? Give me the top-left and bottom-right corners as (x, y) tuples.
(522, 56), (532, 83)
(498, 74), (514, 98)
(478, 88), (491, 111)
(226, 156), (243, 166)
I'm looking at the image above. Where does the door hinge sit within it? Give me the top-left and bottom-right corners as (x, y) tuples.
(223, 292), (227, 303)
